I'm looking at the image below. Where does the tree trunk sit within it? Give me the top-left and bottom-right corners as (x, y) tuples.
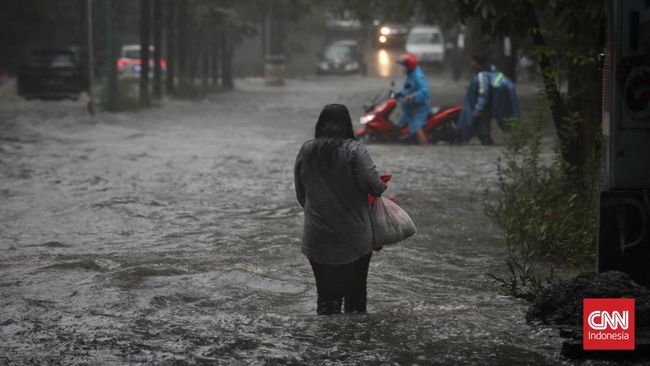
(188, 34), (197, 85)
(503, 36), (518, 83)
(567, 33), (602, 174)
(526, 11), (577, 167)
(106, 0), (118, 111)
(176, 0), (187, 78)
(202, 44), (209, 87)
(165, 0), (175, 94)
(139, 0), (151, 106)
(211, 42), (219, 85)
(219, 31), (233, 89)
(152, 0), (162, 99)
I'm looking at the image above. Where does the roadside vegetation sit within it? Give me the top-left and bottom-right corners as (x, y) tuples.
(485, 103), (599, 299)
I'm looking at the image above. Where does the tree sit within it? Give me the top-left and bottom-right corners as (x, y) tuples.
(106, 0), (120, 111)
(152, 0), (162, 99)
(456, 0), (603, 172)
(176, 0), (188, 79)
(139, 0), (151, 106)
(164, 0), (175, 94)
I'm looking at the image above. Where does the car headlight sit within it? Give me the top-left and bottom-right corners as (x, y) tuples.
(359, 114), (375, 125)
(345, 62), (359, 71)
(318, 62), (329, 70)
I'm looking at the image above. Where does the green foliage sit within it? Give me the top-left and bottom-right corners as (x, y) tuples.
(485, 98), (597, 299)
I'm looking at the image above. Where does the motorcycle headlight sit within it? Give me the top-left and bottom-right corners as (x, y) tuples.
(359, 114), (375, 125)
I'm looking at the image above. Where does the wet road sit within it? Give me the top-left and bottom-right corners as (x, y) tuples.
(0, 74), (569, 365)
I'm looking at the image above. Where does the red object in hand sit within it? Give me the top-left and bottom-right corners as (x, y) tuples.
(370, 174), (395, 205)
(373, 246), (383, 252)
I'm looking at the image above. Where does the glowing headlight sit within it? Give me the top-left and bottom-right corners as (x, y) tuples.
(359, 114), (375, 125)
(380, 27), (390, 35)
(378, 35), (387, 43)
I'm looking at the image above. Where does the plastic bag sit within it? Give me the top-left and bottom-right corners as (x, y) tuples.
(371, 196), (416, 246)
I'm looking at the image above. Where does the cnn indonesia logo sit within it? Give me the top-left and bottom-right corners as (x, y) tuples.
(583, 298), (635, 350)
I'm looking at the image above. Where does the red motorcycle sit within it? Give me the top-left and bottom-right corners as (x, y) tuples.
(356, 83), (461, 143)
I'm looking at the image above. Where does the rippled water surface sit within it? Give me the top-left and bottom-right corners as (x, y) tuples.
(0, 76), (575, 364)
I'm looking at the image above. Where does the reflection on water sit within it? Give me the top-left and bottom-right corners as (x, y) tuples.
(377, 49), (392, 78)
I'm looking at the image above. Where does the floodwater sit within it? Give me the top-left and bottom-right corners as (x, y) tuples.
(1, 73), (574, 365)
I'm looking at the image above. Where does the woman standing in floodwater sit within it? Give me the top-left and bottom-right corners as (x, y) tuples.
(294, 104), (387, 315)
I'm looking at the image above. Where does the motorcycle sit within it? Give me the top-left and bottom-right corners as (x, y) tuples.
(356, 82), (462, 144)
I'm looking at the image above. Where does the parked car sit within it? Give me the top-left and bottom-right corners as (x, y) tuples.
(376, 24), (409, 48)
(317, 40), (366, 75)
(17, 46), (86, 100)
(117, 44), (166, 78)
(405, 26), (446, 67)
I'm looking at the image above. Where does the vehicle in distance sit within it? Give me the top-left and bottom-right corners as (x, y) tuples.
(317, 40), (366, 75)
(17, 46), (86, 100)
(117, 45), (167, 78)
(405, 26), (446, 67)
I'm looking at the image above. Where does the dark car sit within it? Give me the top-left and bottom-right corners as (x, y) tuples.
(317, 40), (366, 75)
(18, 46), (87, 100)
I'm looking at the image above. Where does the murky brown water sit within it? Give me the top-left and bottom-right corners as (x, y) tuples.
(0, 75), (578, 364)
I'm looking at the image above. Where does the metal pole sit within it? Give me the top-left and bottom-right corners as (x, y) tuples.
(87, 0), (95, 115)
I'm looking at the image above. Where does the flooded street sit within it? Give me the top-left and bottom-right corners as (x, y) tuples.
(0, 74), (568, 364)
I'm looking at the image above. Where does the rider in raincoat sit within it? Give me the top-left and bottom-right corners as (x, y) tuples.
(395, 53), (431, 145)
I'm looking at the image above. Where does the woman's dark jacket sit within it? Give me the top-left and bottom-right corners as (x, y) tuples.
(294, 139), (384, 265)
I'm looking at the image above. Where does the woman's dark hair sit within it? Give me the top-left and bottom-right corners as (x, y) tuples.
(313, 104), (356, 166)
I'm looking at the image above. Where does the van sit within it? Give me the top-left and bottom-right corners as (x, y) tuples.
(405, 26), (445, 66)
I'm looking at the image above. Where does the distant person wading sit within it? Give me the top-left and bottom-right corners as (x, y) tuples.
(294, 104), (387, 315)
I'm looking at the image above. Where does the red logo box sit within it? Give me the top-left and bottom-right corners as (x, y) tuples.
(583, 298), (635, 350)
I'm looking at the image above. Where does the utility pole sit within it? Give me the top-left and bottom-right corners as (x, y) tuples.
(86, 0), (95, 115)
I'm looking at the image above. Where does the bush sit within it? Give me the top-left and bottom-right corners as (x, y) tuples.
(485, 100), (597, 299)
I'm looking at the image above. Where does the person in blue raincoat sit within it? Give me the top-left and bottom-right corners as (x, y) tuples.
(395, 53), (431, 145)
(489, 66), (520, 132)
(457, 55), (494, 144)
(457, 55), (519, 144)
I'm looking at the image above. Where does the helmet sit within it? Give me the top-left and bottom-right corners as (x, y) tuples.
(397, 53), (418, 72)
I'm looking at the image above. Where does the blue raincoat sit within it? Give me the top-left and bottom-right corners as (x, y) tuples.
(457, 67), (520, 140)
(458, 70), (491, 141)
(490, 70), (520, 130)
(395, 66), (431, 135)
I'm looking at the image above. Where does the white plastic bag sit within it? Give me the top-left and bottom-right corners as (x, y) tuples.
(371, 197), (416, 246)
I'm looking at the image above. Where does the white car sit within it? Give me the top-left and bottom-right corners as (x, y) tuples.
(405, 26), (445, 66)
